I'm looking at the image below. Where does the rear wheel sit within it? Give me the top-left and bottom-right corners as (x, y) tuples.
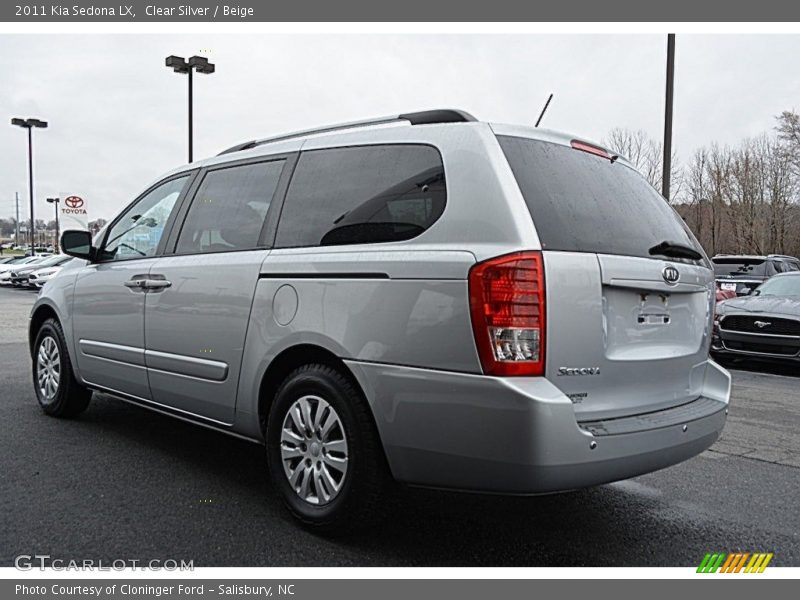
(266, 363), (389, 534)
(32, 318), (91, 418)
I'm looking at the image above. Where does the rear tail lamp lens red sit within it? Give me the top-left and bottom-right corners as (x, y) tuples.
(468, 251), (546, 376)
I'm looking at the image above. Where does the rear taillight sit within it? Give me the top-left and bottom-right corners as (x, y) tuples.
(468, 251), (546, 376)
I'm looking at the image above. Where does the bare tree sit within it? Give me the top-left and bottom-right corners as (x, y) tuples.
(776, 110), (800, 151)
(603, 128), (683, 200)
(616, 112), (800, 258)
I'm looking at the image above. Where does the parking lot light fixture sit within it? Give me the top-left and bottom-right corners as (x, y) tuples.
(11, 117), (48, 256)
(165, 54), (215, 163)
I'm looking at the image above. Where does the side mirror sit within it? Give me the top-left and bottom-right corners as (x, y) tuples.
(61, 230), (95, 261)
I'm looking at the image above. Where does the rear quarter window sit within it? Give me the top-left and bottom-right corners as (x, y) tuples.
(497, 136), (703, 262)
(275, 144), (446, 248)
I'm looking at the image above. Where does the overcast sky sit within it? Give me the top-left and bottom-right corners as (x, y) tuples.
(1, 34), (799, 222)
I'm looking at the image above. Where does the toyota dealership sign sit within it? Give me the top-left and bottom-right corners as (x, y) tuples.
(60, 194), (88, 230)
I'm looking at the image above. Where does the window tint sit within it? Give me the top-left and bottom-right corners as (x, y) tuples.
(785, 261), (800, 272)
(100, 176), (188, 261)
(712, 258), (767, 278)
(497, 136), (705, 263)
(275, 145), (446, 248)
(175, 160), (284, 254)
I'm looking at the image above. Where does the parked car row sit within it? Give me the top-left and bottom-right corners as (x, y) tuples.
(711, 254), (800, 362)
(0, 243), (55, 253)
(0, 254), (73, 289)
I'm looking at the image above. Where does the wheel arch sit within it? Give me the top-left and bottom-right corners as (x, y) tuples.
(258, 344), (356, 436)
(29, 302), (61, 357)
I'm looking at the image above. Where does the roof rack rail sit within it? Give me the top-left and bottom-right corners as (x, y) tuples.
(768, 253), (798, 259)
(217, 109), (477, 156)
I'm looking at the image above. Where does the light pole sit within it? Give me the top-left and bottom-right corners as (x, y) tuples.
(662, 34), (676, 200)
(14, 192), (20, 247)
(46, 197), (60, 252)
(165, 55), (215, 163)
(11, 117), (48, 255)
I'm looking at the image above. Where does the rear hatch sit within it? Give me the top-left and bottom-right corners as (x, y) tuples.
(713, 257), (767, 296)
(497, 134), (714, 420)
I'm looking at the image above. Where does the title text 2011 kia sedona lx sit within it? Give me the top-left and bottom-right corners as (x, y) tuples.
(31, 109), (731, 532)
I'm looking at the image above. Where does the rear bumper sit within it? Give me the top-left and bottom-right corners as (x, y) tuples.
(346, 359), (730, 494)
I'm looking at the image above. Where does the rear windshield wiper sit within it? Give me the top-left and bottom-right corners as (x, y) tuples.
(648, 240), (703, 261)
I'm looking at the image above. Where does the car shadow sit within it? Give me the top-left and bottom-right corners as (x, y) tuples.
(56, 392), (710, 567)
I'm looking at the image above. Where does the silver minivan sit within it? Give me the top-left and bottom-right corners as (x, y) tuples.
(30, 109), (731, 532)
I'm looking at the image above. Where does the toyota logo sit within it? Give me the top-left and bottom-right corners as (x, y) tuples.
(64, 196), (84, 209)
(662, 266), (680, 284)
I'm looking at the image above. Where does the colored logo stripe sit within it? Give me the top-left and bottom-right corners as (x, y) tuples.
(697, 552), (773, 573)
(745, 553), (773, 573)
(697, 553), (726, 573)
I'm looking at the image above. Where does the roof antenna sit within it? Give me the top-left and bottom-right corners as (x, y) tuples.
(535, 93), (553, 128)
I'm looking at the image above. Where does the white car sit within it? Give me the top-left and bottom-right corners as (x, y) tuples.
(0, 255), (44, 276)
(27, 259), (74, 289)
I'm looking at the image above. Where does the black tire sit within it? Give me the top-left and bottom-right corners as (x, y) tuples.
(32, 318), (91, 418)
(266, 363), (390, 534)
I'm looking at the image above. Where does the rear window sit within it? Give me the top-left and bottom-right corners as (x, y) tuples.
(497, 136), (703, 261)
(713, 258), (767, 278)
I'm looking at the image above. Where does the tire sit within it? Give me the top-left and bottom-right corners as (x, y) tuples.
(266, 363), (390, 534)
(32, 318), (91, 418)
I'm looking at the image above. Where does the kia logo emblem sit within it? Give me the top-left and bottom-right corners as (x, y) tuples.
(662, 266), (680, 284)
(64, 196), (84, 209)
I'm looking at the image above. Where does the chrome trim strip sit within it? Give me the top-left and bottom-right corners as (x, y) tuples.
(718, 327), (800, 340)
(145, 366), (226, 383)
(79, 339), (145, 366)
(144, 348), (229, 382)
(80, 353), (147, 370)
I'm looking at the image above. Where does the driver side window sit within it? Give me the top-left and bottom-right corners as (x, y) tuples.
(99, 176), (189, 261)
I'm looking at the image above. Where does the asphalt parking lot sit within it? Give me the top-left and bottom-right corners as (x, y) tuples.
(1, 284), (798, 567)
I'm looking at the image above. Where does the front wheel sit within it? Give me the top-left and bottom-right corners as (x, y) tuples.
(32, 318), (91, 418)
(266, 363), (390, 534)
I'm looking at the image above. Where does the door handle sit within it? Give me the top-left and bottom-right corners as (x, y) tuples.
(123, 276), (170, 291)
(145, 279), (172, 290)
(123, 279), (146, 289)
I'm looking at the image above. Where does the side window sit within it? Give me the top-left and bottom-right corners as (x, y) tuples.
(100, 176), (189, 261)
(769, 261), (784, 275)
(785, 261), (800, 272)
(275, 145), (446, 248)
(175, 160), (285, 254)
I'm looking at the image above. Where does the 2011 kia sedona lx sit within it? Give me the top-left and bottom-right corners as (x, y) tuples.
(30, 109), (731, 532)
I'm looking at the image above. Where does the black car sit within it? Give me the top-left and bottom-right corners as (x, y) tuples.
(712, 272), (800, 361)
(712, 254), (800, 297)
